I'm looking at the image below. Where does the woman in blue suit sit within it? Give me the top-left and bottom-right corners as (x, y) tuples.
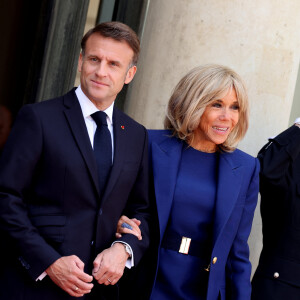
(117, 64), (259, 300)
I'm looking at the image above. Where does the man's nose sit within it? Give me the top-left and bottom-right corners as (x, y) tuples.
(95, 62), (108, 77)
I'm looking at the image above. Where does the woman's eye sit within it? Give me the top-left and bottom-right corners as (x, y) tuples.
(212, 103), (222, 108)
(231, 104), (240, 110)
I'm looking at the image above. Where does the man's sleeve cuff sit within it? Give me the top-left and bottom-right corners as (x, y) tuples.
(36, 271), (47, 281)
(111, 241), (134, 269)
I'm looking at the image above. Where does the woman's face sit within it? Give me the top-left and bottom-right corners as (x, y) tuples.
(194, 87), (240, 151)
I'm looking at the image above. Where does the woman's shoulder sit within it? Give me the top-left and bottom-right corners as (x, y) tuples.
(231, 148), (254, 159)
(147, 129), (173, 143)
(228, 148), (259, 170)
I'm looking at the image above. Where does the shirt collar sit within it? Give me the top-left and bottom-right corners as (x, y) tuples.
(75, 85), (114, 124)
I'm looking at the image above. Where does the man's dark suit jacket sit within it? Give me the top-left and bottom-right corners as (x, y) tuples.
(0, 89), (151, 300)
(252, 125), (300, 300)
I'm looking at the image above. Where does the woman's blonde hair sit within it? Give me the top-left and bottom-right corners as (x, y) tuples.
(164, 64), (249, 152)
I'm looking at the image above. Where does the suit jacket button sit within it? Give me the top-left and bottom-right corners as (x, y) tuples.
(99, 209), (103, 215)
(212, 257), (218, 264)
(274, 272), (279, 278)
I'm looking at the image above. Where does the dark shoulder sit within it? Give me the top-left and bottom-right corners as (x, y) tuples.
(258, 125), (300, 159)
(114, 107), (144, 127)
(113, 107), (147, 136)
(272, 125), (300, 145)
(21, 90), (75, 114)
(259, 125), (299, 152)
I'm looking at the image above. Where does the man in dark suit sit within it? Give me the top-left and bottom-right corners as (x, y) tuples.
(0, 22), (150, 300)
(251, 118), (300, 300)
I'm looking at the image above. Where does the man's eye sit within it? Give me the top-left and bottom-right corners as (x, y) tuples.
(90, 58), (98, 62)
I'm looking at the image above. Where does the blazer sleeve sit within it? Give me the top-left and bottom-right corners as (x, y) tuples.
(0, 105), (61, 280)
(116, 127), (152, 265)
(226, 158), (260, 300)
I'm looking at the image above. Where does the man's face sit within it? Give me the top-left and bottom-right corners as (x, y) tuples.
(78, 34), (137, 110)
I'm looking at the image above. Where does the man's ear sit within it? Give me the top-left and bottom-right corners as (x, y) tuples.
(124, 65), (137, 84)
(78, 53), (83, 73)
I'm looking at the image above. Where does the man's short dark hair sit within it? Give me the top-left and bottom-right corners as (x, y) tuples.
(81, 21), (140, 66)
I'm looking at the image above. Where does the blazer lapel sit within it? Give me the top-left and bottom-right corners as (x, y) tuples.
(63, 90), (100, 195)
(152, 136), (183, 240)
(213, 152), (243, 244)
(101, 108), (126, 202)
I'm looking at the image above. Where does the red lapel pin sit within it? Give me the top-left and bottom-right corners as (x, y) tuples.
(121, 125), (125, 130)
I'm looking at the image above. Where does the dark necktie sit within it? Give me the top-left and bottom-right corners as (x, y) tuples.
(91, 111), (112, 196)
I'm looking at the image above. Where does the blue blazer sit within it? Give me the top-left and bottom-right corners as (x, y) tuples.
(149, 130), (259, 300)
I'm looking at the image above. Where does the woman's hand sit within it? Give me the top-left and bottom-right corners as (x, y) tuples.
(116, 215), (142, 240)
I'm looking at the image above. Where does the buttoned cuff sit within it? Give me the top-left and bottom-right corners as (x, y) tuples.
(111, 241), (134, 269)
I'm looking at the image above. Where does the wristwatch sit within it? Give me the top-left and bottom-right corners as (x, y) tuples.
(124, 244), (132, 258)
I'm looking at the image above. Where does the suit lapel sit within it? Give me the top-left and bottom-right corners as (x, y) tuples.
(213, 151), (243, 244)
(63, 90), (100, 195)
(101, 108), (126, 202)
(152, 136), (183, 240)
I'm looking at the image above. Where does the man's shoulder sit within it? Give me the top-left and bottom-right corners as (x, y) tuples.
(113, 107), (146, 131)
(258, 125), (300, 158)
(272, 125), (300, 145)
(23, 89), (76, 113)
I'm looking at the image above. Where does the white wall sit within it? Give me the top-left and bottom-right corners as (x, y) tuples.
(289, 64), (300, 125)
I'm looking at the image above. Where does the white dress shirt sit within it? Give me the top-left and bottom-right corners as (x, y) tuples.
(76, 86), (134, 267)
(76, 85), (114, 158)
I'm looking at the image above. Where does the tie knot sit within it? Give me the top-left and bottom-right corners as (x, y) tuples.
(91, 111), (108, 127)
